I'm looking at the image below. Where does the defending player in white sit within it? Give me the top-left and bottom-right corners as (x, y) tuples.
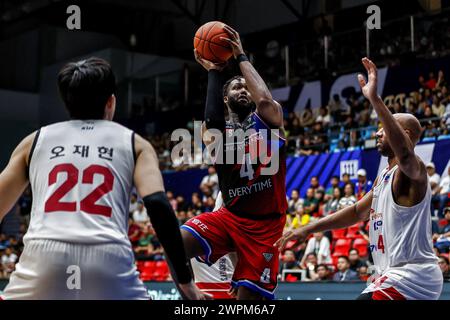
(0, 57), (208, 300)
(275, 57), (443, 300)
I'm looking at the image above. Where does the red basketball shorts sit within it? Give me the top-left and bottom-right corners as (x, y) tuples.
(181, 207), (285, 299)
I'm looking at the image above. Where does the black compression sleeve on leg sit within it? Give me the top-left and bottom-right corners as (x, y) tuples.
(205, 69), (225, 130)
(142, 192), (192, 284)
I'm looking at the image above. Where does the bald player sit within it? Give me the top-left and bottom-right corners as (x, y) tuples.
(275, 57), (443, 300)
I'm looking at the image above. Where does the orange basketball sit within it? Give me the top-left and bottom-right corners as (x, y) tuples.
(194, 21), (233, 64)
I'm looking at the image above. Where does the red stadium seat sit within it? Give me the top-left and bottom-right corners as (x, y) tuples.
(353, 238), (369, 257)
(332, 238), (352, 257)
(155, 261), (169, 273)
(136, 260), (145, 272)
(346, 224), (362, 239)
(140, 271), (154, 281)
(285, 240), (297, 250)
(143, 261), (156, 272)
(151, 261), (170, 281)
(331, 255), (340, 268)
(331, 228), (347, 240)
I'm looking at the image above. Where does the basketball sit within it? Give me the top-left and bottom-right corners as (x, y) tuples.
(194, 21), (233, 64)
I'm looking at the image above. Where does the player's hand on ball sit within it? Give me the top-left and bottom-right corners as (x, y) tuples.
(220, 25), (245, 58)
(193, 49), (226, 72)
(179, 281), (213, 300)
(358, 57), (378, 101)
(274, 227), (310, 251)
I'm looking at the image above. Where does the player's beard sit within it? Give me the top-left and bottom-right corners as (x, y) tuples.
(227, 96), (255, 121)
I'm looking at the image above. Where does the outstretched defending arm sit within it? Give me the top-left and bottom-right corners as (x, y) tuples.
(133, 134), (210, 300)
(358, 57), (425, 181)
(0, 132), (35, 222)
(275, 188), (374, 251)
(221, 26), (283, 128)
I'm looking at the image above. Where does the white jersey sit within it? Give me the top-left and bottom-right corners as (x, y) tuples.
(25, 120), (135, 246)
(369, 165), (438, 274)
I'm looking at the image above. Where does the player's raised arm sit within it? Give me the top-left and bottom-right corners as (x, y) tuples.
(194, 49), (226, 132)
(0, 132), (35, 222)
(133, 134), (211, 300)
(275, 188), (374, 251)
(221, 26), (283, 128)
(358, 57), (425, 181)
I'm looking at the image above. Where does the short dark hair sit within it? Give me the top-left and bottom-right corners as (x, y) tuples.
(57, 57), (116, 120)
(331, 175), (340, 180)
(315, 264), (329, 272)
(338, 255), (350, 263)
(223, 75), (244, 97)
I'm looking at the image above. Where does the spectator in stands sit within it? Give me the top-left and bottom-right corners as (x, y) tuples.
(203, 196), (216, 212)
(200, 166), (219, 199)
(1, 247), (18, 278)
(432, 96), (446, 118)
(288, 189), (303, 214)
(176, 195), (189, 212)
(285, 210), (301, 231)
(434, 167), (450, 217)
(325, 176), (340, 201)
(298, 137), (314, 156)
(280, 249), (301, 272)
(190, 192), (204, 215)
(290, 116), (303, 137)
(433, 208), (450, 253)
(310, 176), (324, 193)
(299, 105), (315, 127)
(128, 216), (141, 246)
(134, 225), (164, 261)
(129, 192), (138, 214)
(166, 190), (177, 211)
(132, 200), (149, 226)
(324, 187), (341, 216)
(302, 252), (319, 280)
(348, 248), (367, 273)
(0, 234), (8, 249)
(338, 183), (357, 210)
(316, 106), (331, 126)
(301, 232), (332, 266)
(426, 72), (437, 90)
(332, 256), (359, 281)
(18, 186), (32, 225)
(176, 211), (188, 225)
(303, 188), (319, 215)
(427, 163), (441, 199)
(313, 264), (331, 281)
(358, 265), (370, 282)
(340, 173), (354, 192)
(355, 169), (373, 200)
(438, 256), (450, 282)
(314, 189), (326, 216)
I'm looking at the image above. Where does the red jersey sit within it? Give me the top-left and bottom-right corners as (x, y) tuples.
(214, 112), (287, 217)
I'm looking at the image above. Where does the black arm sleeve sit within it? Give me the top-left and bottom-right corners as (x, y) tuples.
(204, 69), (225, 130)
(142, 192), (192, 284)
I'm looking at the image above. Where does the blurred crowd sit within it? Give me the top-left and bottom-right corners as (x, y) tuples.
(140, 69), (450, 172)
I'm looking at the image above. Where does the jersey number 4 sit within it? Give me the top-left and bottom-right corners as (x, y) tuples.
(44, 163), (114, 217)
(240, 153), (255, 180)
